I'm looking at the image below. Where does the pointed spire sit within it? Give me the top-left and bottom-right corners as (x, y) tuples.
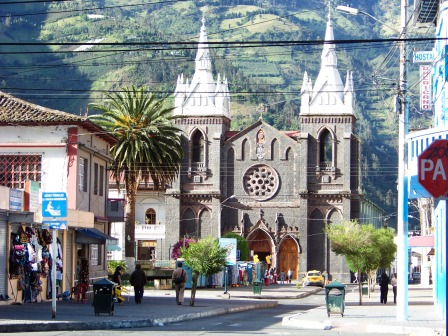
(301, 71), (312, 94)
(195, 15), (212, 72)
(344, 70), (354, 93)
(322, 14), (337, 68)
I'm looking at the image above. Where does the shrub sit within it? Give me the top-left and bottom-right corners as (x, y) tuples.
(107, 260), (127, 275)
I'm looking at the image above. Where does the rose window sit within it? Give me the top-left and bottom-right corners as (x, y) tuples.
(243, 164), (279, 200)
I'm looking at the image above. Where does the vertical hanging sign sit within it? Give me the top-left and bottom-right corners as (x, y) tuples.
(420, 65), (431, 111)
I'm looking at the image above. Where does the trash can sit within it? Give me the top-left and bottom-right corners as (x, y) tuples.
(253, 280), (262, 295)
(362, 282), (368, 295)
(324, 280), (346, 317)
(92, 278), (115, 316)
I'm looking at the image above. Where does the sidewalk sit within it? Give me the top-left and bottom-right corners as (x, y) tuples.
(0, 282), (445, 335)
(283, 284), (446, 336)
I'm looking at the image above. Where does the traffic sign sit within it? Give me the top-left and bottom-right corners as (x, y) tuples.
(42, 220), (67, 230)
(42, 192), (67, 218)
(418, 140), (448, 198)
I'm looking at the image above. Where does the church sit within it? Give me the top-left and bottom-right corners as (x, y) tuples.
(162, 14), (361, 282)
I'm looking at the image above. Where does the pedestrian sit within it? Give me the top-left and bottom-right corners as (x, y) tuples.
(172, 261), (187, 305)
(264, 269), (269, 286)
(353, 272), (359, 284)
(280, 270), (285, 284)
(112, 266), (122, 285)
(112, 266), (125, 305)
(287, 268), (292, 284)
(391, 273), (398, 304)
(379, 272), (390, 304)
(129, 264), (147, 304)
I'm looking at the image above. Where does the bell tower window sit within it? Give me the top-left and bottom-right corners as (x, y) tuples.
(319, 129), (333, 170)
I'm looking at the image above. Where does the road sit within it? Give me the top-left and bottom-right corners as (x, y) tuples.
(10, 291), (407, 336)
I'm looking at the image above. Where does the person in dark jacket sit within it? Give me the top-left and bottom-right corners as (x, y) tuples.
(379, 272), (390, 304)
(112, 266), (122, 285)
(130, 264), (147, 304)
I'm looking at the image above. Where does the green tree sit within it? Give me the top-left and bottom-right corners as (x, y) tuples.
(222, 232), (249, 261)
(325, 220), (396, 305)
(180, 237), (228, 306)
(88, 86), (183, 260)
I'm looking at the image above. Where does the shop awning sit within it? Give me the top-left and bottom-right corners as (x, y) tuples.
(408, 235), (434, 247)
(75, 228), (119, 246)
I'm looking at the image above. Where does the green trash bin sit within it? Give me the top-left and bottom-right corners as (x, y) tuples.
(324, 281), (346, 317)
(92, 278), (115, 316)
(362, 282), (368, 295)
(253, 280), (262, 295)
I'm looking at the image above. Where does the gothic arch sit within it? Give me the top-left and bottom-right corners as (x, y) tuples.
(278, 235), (300, 280)
(246, 228), (274, 266)
(180, 207), (196, 239)
(241, 138), (248, 161)
(308, 208), (325, 272)
(316, 127), (336, 169)
(188, 127), (208, 172)
(198, 208), (211, 239)
(284, 146), (292, 161)
(326, 208), (343, 279)
(270, 138), (279, 160)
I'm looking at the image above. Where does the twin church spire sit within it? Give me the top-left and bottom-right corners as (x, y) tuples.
(174, 17), (230, 118)
(174, 12), (354, 118)
(301, 11), (354, 115)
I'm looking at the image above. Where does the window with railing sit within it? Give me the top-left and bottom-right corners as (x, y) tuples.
(145, 208), (156, 224)
(0, 154), (41, 189)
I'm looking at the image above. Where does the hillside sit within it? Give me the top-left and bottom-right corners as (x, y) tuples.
(0, 0), (434, 224)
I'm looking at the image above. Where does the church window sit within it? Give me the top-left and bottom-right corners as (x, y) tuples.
(192, 131), (205, 163)
(243, 164), (279, 201)
(145, 208), (156, 224)
(319, 129), (332, 164)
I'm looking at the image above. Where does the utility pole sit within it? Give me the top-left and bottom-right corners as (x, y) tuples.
(396, 0), (409, 321)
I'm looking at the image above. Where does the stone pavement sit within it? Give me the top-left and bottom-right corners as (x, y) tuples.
(0, 281), (445, 335)
(283, 284), (446, 336)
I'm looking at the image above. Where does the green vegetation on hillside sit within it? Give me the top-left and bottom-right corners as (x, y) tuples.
(0, 0), (434, 225)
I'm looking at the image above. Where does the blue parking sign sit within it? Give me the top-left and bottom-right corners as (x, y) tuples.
(42, 192), (67, 218)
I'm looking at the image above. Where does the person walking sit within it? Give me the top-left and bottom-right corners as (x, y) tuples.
(112, 266), (125, 305)
(280, 270), (285, 284)
(172, 262), (187, 305)
(379, 272), (390, 304)
(391, 273), (398, 304)
(130, 264), (147, 304)
(287, 268), (292, 284)
(112, 266), (122, 285)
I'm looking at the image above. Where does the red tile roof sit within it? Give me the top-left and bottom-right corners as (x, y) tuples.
(0, 90), (116, 144)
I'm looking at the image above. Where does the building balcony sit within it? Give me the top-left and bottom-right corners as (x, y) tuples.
(135, 224), (165, 240)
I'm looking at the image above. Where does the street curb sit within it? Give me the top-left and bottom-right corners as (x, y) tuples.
(0, 301), (279, 333)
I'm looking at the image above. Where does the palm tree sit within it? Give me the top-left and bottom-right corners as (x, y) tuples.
(88, 86), (183, 260)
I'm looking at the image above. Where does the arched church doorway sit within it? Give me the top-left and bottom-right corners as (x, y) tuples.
(247, 229), (272, 266)
(278, 236), (299, 279)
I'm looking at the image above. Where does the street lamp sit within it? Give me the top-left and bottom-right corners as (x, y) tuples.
(220, 195), (235, 295)
(336, 5), (400, 34)
(336, 2), (409, 321)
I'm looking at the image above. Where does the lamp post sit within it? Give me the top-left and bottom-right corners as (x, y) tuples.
(219, 195), (235, 294)
(337, 2), (409, 321)
(217, 194), (236, 238)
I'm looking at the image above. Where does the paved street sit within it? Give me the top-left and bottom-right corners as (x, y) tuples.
(0, 282), (445, 335)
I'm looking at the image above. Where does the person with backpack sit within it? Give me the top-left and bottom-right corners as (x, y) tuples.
(129, 264), (147, 304)
(172, 262), (187, 305)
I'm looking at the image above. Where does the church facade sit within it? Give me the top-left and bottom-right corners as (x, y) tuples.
(163, 15), (360, 282)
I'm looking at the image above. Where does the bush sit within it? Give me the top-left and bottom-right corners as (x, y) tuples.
(107, 260), (127, 275)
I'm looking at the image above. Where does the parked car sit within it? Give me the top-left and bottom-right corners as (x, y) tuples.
(302, 270), (325, 287)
